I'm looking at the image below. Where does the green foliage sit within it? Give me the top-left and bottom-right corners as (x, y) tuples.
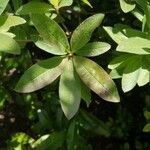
(16, 13), (119, 119)
(0, 0), (150, 149)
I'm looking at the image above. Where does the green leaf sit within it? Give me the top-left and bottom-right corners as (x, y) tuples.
(122, 56), (141, 92)
(117, 37), (150, 54)
(108, 54), (132, 70)
(74, 56), (120, 103)
(31, 14), (69, 55)
(0, 0), (9, 15)
(0, 33), (20, 54)
(76, 42), (111, 57)
(34, 131), (66, 150)
(0, 15), (26, 32)
(59, 0), (73, 8)
(143, 123), (150, 132)
(67, 120), (76, 150)
(119, 0), (135, 13)
(132, 8), (144, 22)
(71, 14), (104, 52)
(15, 57), (66, 93)
(103, 26), (127, 44)
(35, 39), (66, 55)
(59, 60), (81, 119)
(49, 0), (59, 9)
(137, 68), (149, 86)
(144, 110), (150, 121)
(110, 68), (123, 79)
(81, 81), (91, 107)
(81, 0), (93, 8)
(16, 2), (53, 15)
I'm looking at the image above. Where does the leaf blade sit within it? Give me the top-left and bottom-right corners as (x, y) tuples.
(31, 14), (69, 55)
(59, 60), (81, 119)
(16, 2), (52, 15)
(0, 33), (20, 54)
(117, 37), (150, 54)
(74, 56), (120, 103)
(0, 15), (26, 32)
(15, 57), (66, 93)
(0, 0), (9, 15)
(71, 14), (104, 52)
(75, 42), (111, 57)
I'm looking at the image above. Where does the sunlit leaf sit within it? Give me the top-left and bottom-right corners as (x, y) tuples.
(59, 0), (73, 8)
(119, 0), (135, 13)
(81, 0), (93, 8)
(103, 26), (127, 44)
(74, 56), (120, 103)
(16, 1), (53, 15)
(0, 0), (9, 15)
(0, 33), (20, 54)
(122, 56), (141, 92)
(71, 14), (104, 52)
(76, 42), (111, 57)
(117, 37), (150, 54)
(0, 15), (26, 32)
(15, 57), (66, 93)
(31, 14), (69, 55)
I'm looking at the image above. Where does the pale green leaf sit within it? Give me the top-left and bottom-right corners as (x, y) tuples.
(0, 0), (9, 15)
(59, 60), (81, 119)
(16, 2), (53, 15)
(59, 0), (73, 8)
(74, 56), (120, 103)
(119, 0), (135, 13)
(81, 0), (93, 8)
(122, 56), (141, 92)
(71, 14), (104, 52)
(103, 26), (127, 44)
(132, 8), (144, 22)
(76, 42), (111, 57)
(117, 37), (150, 54)
(15, 57), (66, 93)
(50, 0), (59, 9)
(110, 69), (123, 79)
(31, 14), (69, 55)
(137, 68), (149, 86)
(0, 15), (26, 32)
(0, 33), (20, 54)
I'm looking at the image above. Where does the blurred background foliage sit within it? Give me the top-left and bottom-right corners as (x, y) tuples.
(0, 0), (150, 149)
